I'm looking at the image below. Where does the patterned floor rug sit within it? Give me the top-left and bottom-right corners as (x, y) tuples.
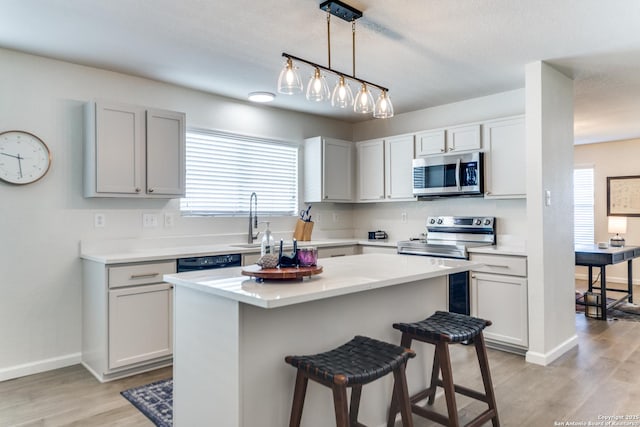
(121, 378), (173, 426)
(575, 291), (640, 322)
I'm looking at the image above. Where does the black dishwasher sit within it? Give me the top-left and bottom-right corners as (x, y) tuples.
(177, 254), (242, 272)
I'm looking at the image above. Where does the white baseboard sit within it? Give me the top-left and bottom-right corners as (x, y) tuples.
(525, 334), (578, 366)
(0, 352), (81, 382)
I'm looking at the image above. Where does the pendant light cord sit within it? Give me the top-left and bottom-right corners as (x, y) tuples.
(352, 20), (356, 78)
(327, 10), (331, 69)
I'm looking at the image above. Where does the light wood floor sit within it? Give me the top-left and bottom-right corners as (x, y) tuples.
(1, 308), (638, 426)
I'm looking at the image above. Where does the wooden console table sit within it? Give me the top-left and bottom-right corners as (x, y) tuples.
(575, 244), (639, 320)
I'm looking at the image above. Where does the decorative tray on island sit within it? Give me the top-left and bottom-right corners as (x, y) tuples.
(241, 264), (323, 281)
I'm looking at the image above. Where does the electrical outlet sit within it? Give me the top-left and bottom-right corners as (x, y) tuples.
(332, 212), (339, 223)
(143, 213), (158, 228)
(401, 211), (408, 224)
(94, 213), (106, 228)
(315, 213), (321, 224)
(164, 213), (175, 228)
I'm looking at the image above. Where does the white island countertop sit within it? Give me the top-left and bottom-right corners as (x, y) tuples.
(163, 253), (481, 309)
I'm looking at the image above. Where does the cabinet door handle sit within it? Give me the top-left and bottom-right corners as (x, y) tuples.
(485, 264), (509, 268)
(135, 187), (141, 193)
(471, 275), (476, 278)
(148, 188), (154, 193)
(130, 272), (160, 279)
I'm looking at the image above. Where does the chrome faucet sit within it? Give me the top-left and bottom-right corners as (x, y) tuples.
(248, 192), (259, 243)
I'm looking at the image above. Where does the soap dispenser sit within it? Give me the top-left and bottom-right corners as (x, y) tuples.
(260, 222), (275, 256)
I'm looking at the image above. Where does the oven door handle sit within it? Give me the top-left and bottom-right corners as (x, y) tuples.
(455, 158), (461, 190)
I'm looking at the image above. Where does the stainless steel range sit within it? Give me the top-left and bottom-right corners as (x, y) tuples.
(397, 216), (496, 259)
(397, 216), (496, 315)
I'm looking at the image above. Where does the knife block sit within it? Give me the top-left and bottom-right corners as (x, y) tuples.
(293, 220), (314, 241)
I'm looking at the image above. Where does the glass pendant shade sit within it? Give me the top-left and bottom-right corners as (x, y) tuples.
(277, 58), (303, 95)
(354, 83), (374, 113)
(373, 90), (394, 118)
(331, 76), (354, 108)
(306, 67), (330, 102)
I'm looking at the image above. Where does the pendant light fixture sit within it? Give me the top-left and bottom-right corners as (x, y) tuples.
(306, 67), (330, 101)
(331, 75), (353, 108)
(278, 0), (393, 119)
(373, 89), (394, 118)
(277, 57), (303, 95)
(354, 83), (374, 113)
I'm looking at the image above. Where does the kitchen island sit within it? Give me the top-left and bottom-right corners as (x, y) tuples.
(163, 253), (481, 427)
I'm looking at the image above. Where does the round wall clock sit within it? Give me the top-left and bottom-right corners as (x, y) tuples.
(0, 130), (51, 185)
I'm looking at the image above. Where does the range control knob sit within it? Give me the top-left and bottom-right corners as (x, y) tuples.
(437, 218), (443, 224)
(475, 219), (482, 225)
(484, 219), (492, 225)
(429, 218), (436, 224)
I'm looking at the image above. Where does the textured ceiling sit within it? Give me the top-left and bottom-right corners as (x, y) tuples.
(2, 0), (640, 144)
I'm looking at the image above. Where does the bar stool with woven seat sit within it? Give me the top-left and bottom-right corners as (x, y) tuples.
(285, 335), (416, 427)
(387, 311), (499, 427)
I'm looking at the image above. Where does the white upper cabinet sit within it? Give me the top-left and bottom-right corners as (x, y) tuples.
(146, 108), (186, 196)
(384, 135), (415, 200)
(304, 136), (354, 203)
(357, 139), (385, 201)
(483, 116), (526, 199)
(356, 135), (415, 202)
(415, 124), (481, 156)
(84, 100), (186, 198)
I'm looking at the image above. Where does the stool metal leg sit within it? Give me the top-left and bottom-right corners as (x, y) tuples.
(474, 332), (500, 427)
(332, 384), (350, 427)
(289, 371), (308, 427)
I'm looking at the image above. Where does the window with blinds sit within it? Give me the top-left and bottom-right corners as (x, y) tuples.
(574, 167), (594, 245)
(180, 129), (299, 216)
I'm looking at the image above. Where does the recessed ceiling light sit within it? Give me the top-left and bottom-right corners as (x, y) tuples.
(248, 91), (275, 103)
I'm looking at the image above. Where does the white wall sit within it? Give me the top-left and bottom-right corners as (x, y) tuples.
(574, 138), (640, 283)
(0, 48), (355, 379)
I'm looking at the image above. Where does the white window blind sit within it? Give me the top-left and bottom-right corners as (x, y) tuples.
(574, 167), (594, 245)
(181, 129), (299, 216)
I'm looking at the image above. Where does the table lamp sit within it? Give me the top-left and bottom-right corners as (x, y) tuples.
(608, 216), (627, 247)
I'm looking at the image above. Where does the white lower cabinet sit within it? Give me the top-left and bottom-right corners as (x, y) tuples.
(108, 283), (173, 369)
(469, 253), (528, 353)
(82, 259), (176, 382)
(317, 245), (359, 258)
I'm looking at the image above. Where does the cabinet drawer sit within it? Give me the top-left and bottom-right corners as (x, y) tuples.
(318, 245), (358, 258)
(469, 253), (527, 277)
(108, 261), (176, 288)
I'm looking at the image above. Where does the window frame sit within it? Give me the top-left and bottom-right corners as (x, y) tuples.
(573, 165), (595, 246)
(180, 128), (301, 217)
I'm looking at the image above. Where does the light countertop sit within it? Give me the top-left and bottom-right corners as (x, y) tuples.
(80, 238), (362, 264)
(163, 253), (481, 309)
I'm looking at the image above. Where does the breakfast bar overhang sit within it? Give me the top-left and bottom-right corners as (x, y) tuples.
(163, 253), (482, 427)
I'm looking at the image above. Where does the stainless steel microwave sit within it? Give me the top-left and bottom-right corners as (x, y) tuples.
(412, 152), (483, 198)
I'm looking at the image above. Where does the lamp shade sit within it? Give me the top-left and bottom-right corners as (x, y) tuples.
(608, 217), (627, 234)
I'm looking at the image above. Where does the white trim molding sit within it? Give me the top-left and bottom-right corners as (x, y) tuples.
(0, 353), (81, 382)
(525, 334), (579, 366)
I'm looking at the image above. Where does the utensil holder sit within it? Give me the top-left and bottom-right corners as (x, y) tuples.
(293, 220), (314, 241)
